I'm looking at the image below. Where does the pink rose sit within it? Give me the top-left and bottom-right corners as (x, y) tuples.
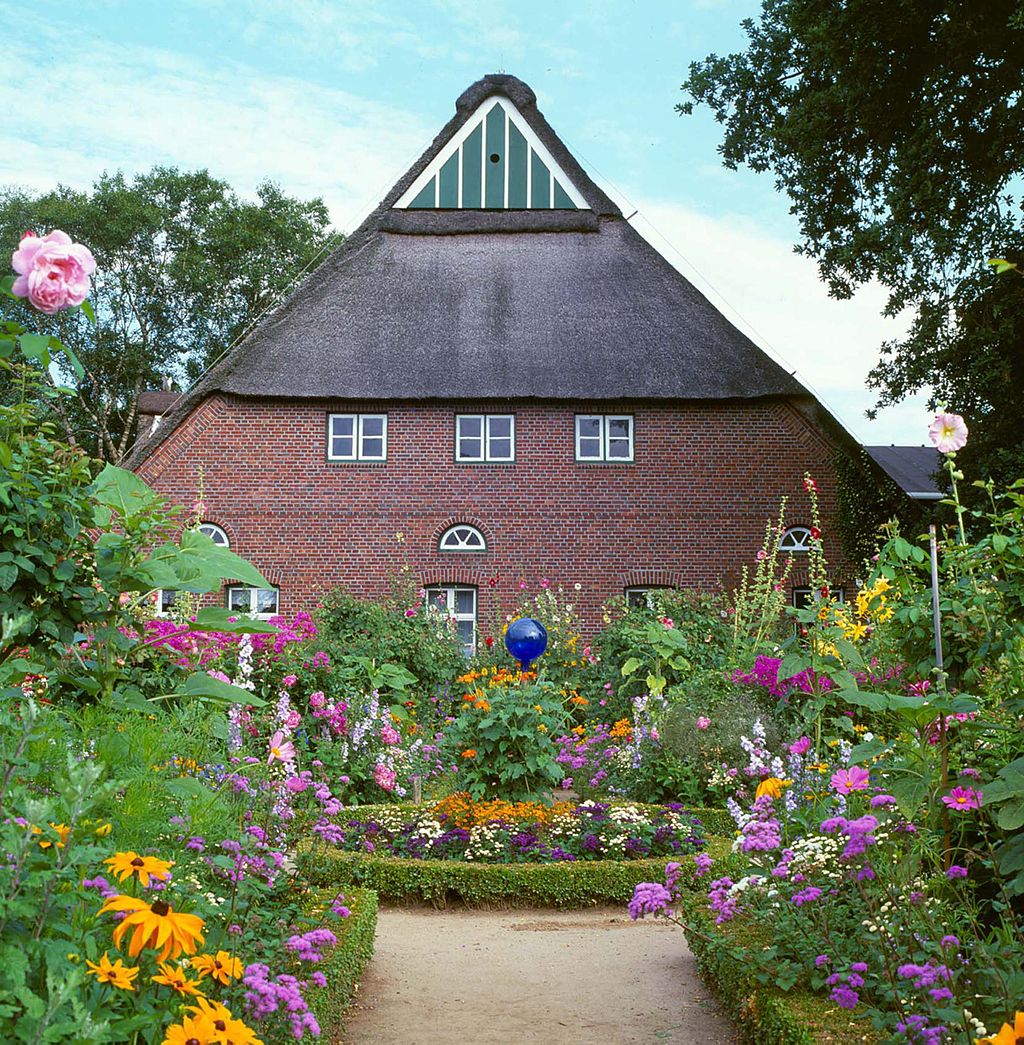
(696, 716), (711, 730)
(11, 230), (96, 314)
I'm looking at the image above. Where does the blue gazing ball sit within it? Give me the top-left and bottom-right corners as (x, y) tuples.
(505, 617), (548, 668)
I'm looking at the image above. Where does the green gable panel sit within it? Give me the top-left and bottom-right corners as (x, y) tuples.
(507, 122), (528, 207)
(553, 180), (575, 209)
(485, 103), (505, 209)
(408, 179), (436, 209)
(530, 153), (551, 208)
(438, 153), (459, 208)
(462, 124), (483, 208)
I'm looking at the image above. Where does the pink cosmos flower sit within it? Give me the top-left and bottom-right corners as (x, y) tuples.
(788, 736), (811, 756)
(928, 412), (968, 453)
(830, 765), (870, 794)
(695, 716), (711, 730)
(941, 786), (981, 811)
(11, 229), (96, 314)
(281, 674), (298, 688)
(267, 730), (295, 764)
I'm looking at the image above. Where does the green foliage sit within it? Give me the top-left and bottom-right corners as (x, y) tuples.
(439, 682), (568, 801)
(0, 170), (340, 459)
(301, 838), (740, 909)
(680, 3), (1024, 487)
(315, 589), (464, 701)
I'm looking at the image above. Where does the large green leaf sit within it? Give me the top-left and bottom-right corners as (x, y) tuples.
(90, 464), (159, 519)
(159, 671), (265, 707)
(177, 529), (270, 589)
(189, 607), (278, 633)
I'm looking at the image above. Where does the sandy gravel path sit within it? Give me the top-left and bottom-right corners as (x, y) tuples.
(340, 907), (737, 1044)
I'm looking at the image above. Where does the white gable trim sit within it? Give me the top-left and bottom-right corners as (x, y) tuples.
(395, 95), (588, 210)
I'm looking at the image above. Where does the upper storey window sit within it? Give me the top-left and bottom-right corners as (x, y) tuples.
(456, 414), (514, 462)
(328, 414), (387, 462)
(395, 97), (586, 211)
(576, 415), (634, 462)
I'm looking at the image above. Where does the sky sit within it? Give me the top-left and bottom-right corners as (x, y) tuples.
(0, 0), (934, 445)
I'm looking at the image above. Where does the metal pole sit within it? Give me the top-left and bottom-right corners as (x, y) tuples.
(929, 525), (945, 690)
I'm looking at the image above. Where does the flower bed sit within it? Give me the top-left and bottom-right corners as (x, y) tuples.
(301, 837), (739, 909)
(311, 796), (707, 863)
(303, 887), (378, 1036)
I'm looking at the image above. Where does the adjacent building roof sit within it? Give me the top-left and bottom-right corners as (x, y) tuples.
(129, 73), (812, 465)
(865, 445), (944, 500)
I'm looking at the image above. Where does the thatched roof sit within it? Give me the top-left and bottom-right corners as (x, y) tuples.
(129, 73), (810, 466)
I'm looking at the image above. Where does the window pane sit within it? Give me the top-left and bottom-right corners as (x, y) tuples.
(228, 589), (251, 612)
(161, 590), (178, 612)
(607, 438), (631, 459)
(455, 589), (475, 615)
(361, 416), (384, 438)
(459, 436), (483, 459)
(256, 589), (279, 614)
(331, 416), (354, 437)
(488, 437), (512, 459)
(427, 588), (449, 612)
(456, 619), (475, 655)
(578, 437), (602, 459)
(459, 416), (483, 438)
(331, 435), (354, 458)
(607, 417), (631, 439)
(577, 417), (601, 438)
(361, 436), (384, 459)
(488, 416), (512, 438)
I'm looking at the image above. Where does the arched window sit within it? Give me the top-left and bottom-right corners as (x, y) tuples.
(779, 526), (814, 553)
(439, 524), (486, 553)
(199, 523), (229, 548)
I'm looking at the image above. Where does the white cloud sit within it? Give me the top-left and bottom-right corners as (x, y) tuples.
(626, 200), (934, 446)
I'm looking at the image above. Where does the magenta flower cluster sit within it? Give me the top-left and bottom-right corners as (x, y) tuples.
(731, 655), (833, 699)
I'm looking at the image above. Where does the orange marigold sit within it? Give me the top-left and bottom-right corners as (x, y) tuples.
(461, 749), (477, 759)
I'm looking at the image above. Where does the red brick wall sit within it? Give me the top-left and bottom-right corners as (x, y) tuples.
(137, 395), (849, 631)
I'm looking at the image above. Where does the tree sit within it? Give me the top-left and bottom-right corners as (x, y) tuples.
(680, 2), (1024, 486)
(0, 168), (341, 460)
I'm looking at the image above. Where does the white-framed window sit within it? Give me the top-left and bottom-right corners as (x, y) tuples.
(198, 523), (229, 547)
(327, 413), (388, 462)
(227, 586), (280, 618)
(575, 414), (634, 462)
(625, 586), (672, 610)
(155, 589), (178, 616)
(425, 585), (477, 657)
(439, 524), (487, 553)
(779, 526), (814, 553)
(455, 414), (515, 462)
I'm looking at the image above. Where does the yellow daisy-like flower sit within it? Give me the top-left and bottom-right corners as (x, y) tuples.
(187, 998), (265, 1045)
(152, 961), (206, 996)
(99, 894), (205, 961)
(104, 850), (174, 887)
(94, 822), (113, 837)
(161, 1013), (219, 1045)
(755, 777), (791, 800)
(976, 1010), (1024, 1044)
(85, 951), (139, 991)
(191, 950), (244, 986)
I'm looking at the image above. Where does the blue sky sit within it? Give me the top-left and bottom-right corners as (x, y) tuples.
(0, 0), (932, 444)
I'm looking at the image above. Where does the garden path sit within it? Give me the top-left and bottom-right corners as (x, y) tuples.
(340, 907), (737, 1044)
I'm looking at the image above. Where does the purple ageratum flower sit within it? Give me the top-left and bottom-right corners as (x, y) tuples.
(850, 962), (868, 973)
(820, 816), (848, 834)
(946, 865), (968, 880)
(897, 1014), (948, 1044)
(693, 852), (713, 877)
(830, 765), (870, 794)
(707, 877), (739, 924)
(814, 954), (830, 968)
(830, 984), (859, 1009)
(285, 928), (337, 963)
(940, 935), (959, 949)
(629, 881), (672, 920)
(869, 794), (897, 808)
(791, 886), (823, 906)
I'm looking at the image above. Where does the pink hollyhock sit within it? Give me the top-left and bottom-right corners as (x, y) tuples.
(404, 608), (416, 618)
(941, 786), (981, 811)
(539, 577), (550, 589)
(928, 412), (968, 453)
(830, 765), (870, 794)
(267, 730), (295, 764)
(756, 550), (768, 561)
(695, 716), (711, 730)
(788, 736), (811, 756)
(12, 230), (96, 314)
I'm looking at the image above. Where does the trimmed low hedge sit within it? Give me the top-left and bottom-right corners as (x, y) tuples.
(676, 894), (881, 1044)
(303, 886), (378, 1036)
(299, 836), (739, 908)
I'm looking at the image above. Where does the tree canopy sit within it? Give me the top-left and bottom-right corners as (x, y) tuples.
(680, 2), (1024, 483)
(0, 168), (340, 460)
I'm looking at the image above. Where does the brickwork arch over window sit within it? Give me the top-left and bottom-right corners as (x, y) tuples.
(779, 526), (814, 553)
(439, 524), (486, 553)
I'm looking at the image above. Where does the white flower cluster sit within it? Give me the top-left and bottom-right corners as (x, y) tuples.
(464, 822), (505, 861)
(788, 834), (845, 882)
(409, 817), (446, 844)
